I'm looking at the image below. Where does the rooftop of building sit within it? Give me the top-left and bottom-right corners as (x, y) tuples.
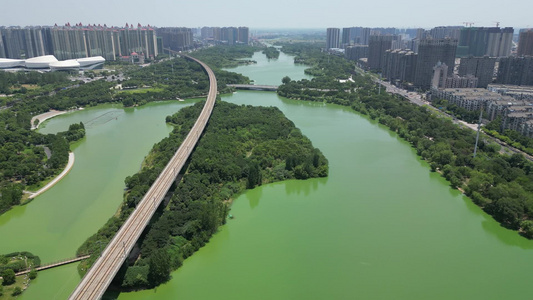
(488, 84), (533, 93)
(490, 100), (531, 106)
(507, 105), (533, 111)
(507, 111), (533, 118)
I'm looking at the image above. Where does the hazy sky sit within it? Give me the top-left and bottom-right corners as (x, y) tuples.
(1, 0), (532, 29)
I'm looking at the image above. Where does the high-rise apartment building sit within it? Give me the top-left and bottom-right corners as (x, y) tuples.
(345, 45), (368, 61)
(0, 35), (5, 58)
(458, 56), (496, 88)
(496, 56), (533, 86)
(238, 27), (249, 44)
(49, 26), (88, 60)
(428, 26), (462, 40)
(221, 27), (239, 45)
(458, 27), (513, 57)
(117, 25), (158, 59)
(157, 27), (193, 51)
(341, 27), (352, 48)
(368, 35), (395, 71)
(518, 29), (533, 56)
(406, 39), (419, 53)
(414, 38), (457, 90)
(0, 27), (29, 58)
(201, 27), (213, 40)
(326, 28), (340, 49)
(359, 28), (371, 45)
(382, 49), (417, 84)
(383, 49), (406, 81)
(21, 27), (46, 58)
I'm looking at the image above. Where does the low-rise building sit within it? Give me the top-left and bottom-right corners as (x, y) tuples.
(486, 100), (531, 120)
(503, 110), (533, 132)
(521, 119), (533, 138)
(487, 84), (533, 101)
(431, 88), (516, 114)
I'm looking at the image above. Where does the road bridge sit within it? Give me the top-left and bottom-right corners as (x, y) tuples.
(68, 55), (217, 300)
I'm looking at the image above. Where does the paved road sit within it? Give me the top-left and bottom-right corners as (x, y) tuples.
(68, 55), (217, 300)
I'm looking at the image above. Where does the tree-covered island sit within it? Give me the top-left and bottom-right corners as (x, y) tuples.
(77, 100), (328, 289)
(263, 46), (280, 59)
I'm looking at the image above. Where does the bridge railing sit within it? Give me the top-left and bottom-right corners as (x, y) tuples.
(14, 255), (91, 276)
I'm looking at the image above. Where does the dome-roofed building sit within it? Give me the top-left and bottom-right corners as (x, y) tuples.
(49, 60), (81, 71)
(0, 55), (105, 71)
(76, 56), (105, 67)
(25, 55), (59, 69)
(0, 58), (26, 69)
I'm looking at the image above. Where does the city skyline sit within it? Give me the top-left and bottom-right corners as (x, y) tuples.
(1, 0), (532, 29)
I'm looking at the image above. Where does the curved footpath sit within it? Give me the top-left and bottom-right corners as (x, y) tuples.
(31, 108), (84, 130)
(69, 55), (218, 300)
(31, 110), (67, 130)
(25, 152), (75, 199)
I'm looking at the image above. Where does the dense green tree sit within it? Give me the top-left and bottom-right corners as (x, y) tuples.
(1, 269), (15, 285)
(247, 162), (262, 189)
(148, 249), (171, 286)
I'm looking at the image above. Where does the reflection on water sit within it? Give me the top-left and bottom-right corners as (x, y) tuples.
(246, 185), (262, 209)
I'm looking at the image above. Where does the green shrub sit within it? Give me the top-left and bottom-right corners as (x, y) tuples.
(29, 269), (37, 280)
(12, 286), (22, 296)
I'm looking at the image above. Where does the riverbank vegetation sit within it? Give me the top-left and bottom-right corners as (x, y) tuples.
(77, 100), (328, 289)
(277, 43), (533, 238)
(0, 109), (85, 214)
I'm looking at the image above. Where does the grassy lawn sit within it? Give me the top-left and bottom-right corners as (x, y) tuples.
(24, 173), (56, 193)
(20, 84), (39, 90)
(121, 87), (166, 94)
(0, 275), (29, 299)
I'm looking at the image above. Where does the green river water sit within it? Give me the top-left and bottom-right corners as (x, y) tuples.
(2, 51), (533, 299)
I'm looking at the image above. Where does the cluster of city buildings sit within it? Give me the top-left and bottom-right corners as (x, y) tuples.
(327, 26), (533, 137)
(199, 27), (249, 45)
(0, 24), (250, 70)
(0, 23), (159, 61)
